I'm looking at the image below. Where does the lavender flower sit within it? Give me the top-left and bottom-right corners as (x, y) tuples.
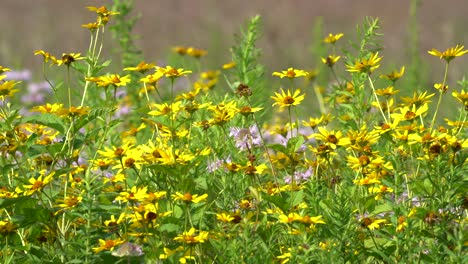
(284, 167), (313, 184)
(5, 70), (32, 81)
(229, 125), (262, 151)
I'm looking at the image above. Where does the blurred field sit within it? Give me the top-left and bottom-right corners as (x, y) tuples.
(1, 0), (468, 82)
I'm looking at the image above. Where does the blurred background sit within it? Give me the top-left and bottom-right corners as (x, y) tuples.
(1, 0), (468, 94)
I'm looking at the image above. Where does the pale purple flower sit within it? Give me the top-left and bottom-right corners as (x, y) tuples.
(207, 156), (231, 173)
(5, 70), (32, 81)
(229, 125), (262, 151)
(284, 167), (313, 184)
(112, 242), (144, 257)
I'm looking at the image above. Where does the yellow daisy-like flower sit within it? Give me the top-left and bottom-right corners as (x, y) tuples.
(452, 90), (468, 109)
(428, 44), (468, 63)
(216, 213), (235, 223)
(272, 67), (308, 79)
(124, 61), (156, 73)
(222, 61), (236, 70)
(186, 47), (208, 58)
(57, 53), (85, 66)
(172, 192), (208, 204)
(0, 79), (20, 100)
(321, 55), (341, 67)
(278, 213), (302, 224)
(391, 103), (428, 122)
(87, 74), (131, 88)
(346, 52), (382, 74)
(311, 126), (350, 149)
(92, 238), (124, 253)
(173, 227), (209, 244)
(366, 219), (387, 230)
(0, 66), (11, 74)
(276, 248), (292, 264)
(380, 66), (405, 82)
(81, 21), (100, 31)
(31, 104), (63, 114)
(115, 186), (149, 203)
(22, 171), (55, 196)
(140, 71), (164, 84)
(34, 50), (57, 63)
(375, 86), (399, 97)
(158, 66), (192, 79)
(324, 33), (344, 44)
(271, 89), (305, 108)
(433, 83), (449, 93)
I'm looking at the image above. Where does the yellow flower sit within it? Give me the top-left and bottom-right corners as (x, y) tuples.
(81, 21), (100, 31)
(272, 67), (308, 79)
(346, 52), (382, 74)
(380, 66), (405, 82)
(0, 220), (16, 235)
(366, 219), (386, 230)
(57, 106), (90, 118)
(276, 248), (292, 264)
(391, 103), (428, 122)
(34, 50), (57, 63)
(396, 216), (408, 232)
(302, 116), (326, 129)
(88, 74), (131, 87)
(216, 213), (235, 223)
(428, 44), (468, 63)
(353, 176), (381, 185)
(173, 227), (209, 244)
(104, 214), (126, 227)
(208, 100), (239, 126)
(278, 213), (302, 224)
(158, 66), (192, 79)
(368, 185), (394, 200)
(375, 86), (399, 97)
(186, 47), (207, 58)
(92, 238), (124, 253)
(271, 89), (305, 108)
(222, 61), (236, 69)
(400, 91), (434, 107)
(434, 83), (449, 93)
(311, 126), (350, 149)
(115, 186), (149, 203)
(57, 195), (83, 209)
(86, 6), (119, 25)
(31, 103), (63, 114)
(321, 55), (341, 67)
(140, 71), (164, 84)
(452, 90), (468, 109)
(0, 66), (11, 74)
(324, 33), (344, 44)
(172, 46), (187, 55)
(124, 61), (156, 73)
(22, 171), (54, 196)
(0, 79), (20, 100)
(57, 53), (85, 66)
(172, 192), (208, 203)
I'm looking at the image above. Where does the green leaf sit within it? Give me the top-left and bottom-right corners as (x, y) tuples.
(22, 114), (66, 134)
(268, 143), (287, 154)
(287, 136), (305, 153)
(159, 223), (179, 233)
(287, 190), (304, 208)
(263, 194), (288, 212)
(0, 196), (32, 209)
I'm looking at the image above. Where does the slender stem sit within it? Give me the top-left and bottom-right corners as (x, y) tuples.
(368, 75), (388, 123)
(430, 62), (449, 131)
(66, 66), (72, 108)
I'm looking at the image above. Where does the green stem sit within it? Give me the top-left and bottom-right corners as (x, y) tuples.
(368, 75), (388, 124)
(430, 62), (449, 131)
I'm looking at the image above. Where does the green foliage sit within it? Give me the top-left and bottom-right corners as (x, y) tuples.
(0, 2), (467, 264)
